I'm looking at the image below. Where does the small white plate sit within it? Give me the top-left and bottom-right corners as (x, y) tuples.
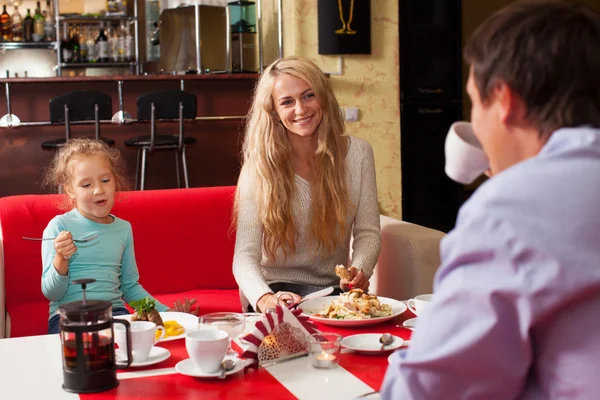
(175, 357), (245, 378)
(300, 296), (407, 327)
(403, 317), (417, 330)
(115, 312), (198, 342)
(342, 334), (404, 354)
(387, 349), (408, 365)
(116, 346), (171, 367)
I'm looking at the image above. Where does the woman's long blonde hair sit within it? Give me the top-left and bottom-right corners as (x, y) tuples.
(234, 56), (353, 260)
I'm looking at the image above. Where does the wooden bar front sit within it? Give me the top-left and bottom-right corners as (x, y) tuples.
(0, 74), (258, 197)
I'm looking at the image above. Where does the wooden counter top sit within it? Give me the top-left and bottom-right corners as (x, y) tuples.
(0, 73), (260, 84)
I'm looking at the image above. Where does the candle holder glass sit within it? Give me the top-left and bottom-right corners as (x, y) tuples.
(308, 333), (342, 369)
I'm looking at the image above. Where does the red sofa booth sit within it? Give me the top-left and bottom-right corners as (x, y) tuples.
(0, 186), (241, 338)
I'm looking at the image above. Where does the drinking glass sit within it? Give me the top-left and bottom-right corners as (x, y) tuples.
(198, 312), (245, 356)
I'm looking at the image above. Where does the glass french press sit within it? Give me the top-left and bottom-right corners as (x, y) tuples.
(59, 278), (132, 393)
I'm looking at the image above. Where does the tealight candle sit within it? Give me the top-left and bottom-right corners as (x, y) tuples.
(313, 352), (337, 368)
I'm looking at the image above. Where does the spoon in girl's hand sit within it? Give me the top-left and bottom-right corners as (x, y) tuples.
(379, 333), (394, 351)
(219, 359), (235, 379)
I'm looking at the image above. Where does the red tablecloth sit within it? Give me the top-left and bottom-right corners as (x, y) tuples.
(80, 313), (414, 400)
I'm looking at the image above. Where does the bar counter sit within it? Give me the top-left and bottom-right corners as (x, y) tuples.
(0, 74), (259, 197)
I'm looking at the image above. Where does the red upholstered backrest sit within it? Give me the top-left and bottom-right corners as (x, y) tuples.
(0, 186), (238, 310)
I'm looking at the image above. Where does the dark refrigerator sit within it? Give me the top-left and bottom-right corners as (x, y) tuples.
(399, 0), (464, 233)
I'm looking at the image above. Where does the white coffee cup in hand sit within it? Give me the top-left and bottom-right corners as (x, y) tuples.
(114, 321), (165, 363)
(185, 329), (229, 373)
(445, 121), (490, 184)
(407, 294), (433, 316)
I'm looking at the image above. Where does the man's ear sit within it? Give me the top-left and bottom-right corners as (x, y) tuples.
(493, 80), (526, 125)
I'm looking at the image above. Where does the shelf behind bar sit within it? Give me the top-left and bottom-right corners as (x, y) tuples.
(0, 42), (57, 50)
(58, 15), (137, 22)
(7, 116), (245, 128)
(59, 62), (138, 68)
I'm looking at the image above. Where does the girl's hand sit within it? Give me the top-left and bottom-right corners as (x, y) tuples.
(340, 266), (370, 291)
(257, 291), (302, 313)
(54, 231), (77, 261)
(171, 297), (199, 315)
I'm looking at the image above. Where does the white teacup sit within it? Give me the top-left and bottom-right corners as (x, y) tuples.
(185, 329), (229, 373)
(114, 321), (165, 363)
(445, 121), (490, 184)
(407, 294), (433, 316)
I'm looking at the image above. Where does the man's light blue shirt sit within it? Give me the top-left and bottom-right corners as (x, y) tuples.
(41, 209), (168, 318)
(383, 127), (600, 399)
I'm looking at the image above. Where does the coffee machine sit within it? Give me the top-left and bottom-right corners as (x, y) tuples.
(229, 1), (259, 72)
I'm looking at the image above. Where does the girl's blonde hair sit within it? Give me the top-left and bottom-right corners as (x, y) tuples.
(43, 138), (129, 209)
(234, 56), (353, 260)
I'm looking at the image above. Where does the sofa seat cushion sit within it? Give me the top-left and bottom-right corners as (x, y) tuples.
(8, 290), (241, 338)
(7, 301), (50, 338)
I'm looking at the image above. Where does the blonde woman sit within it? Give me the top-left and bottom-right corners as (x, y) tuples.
(233, 57), (381, 313)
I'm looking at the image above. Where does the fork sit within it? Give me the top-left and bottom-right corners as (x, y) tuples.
(22, 233), (99, 243)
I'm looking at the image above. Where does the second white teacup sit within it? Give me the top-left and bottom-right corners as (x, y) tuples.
(114, 320), (165, 363)
(407, 294), (434, 316)
(185, 329), (229, 373)
(445, 121), (490, 184)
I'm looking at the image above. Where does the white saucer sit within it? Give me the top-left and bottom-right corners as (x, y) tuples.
(175, 357), (245, 378)
(403, 317), (418, 330)
(116, 346), (171, 367)
(387, 348), (408, 364)
(341, 334), (404, 354)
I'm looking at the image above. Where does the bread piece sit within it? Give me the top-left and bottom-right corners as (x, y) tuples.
(335, 264), (352, 280)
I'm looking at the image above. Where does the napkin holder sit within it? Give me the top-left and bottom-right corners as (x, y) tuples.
(241, 305), (318, 368)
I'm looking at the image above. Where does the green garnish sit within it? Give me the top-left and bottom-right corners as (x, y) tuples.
(130, 297), (156, 313)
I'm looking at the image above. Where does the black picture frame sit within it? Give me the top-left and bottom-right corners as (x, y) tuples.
(318, 0), (371, 55)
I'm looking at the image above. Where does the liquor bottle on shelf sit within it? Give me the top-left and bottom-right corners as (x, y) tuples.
(43, 0), (54, 41)
(108, 24), (119, 62)
(86, 26), (97, 63)
(11, 6), (23, 42)
(23, 9), (33, 42)
(118, 23), (125, 61)
(71, 25), (80, 63)
(96, 23), (109, 63)
(78, 25), (87, 62)
(33, 2), (44, 42)
(124, 23), (133, 61)
(1, 5), (12, 42)
(60, 22), (72, 63)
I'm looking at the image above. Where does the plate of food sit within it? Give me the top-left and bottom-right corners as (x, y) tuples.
(299, 289), (407, 327)
(116, 298), (198, 342)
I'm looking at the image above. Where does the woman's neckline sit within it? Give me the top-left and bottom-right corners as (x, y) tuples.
(294, 136), (352, 184)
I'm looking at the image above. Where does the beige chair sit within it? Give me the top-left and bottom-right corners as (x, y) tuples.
(368, 215), (445, 300)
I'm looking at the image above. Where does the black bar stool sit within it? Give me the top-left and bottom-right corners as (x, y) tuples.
(125, 89), (197, 190)
(42, 90), (115, 150)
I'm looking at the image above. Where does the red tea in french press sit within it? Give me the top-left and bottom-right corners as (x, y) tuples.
(59, 278), (132, 393)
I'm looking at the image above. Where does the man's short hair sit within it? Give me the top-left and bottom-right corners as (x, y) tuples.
(464, 0), (600, 135)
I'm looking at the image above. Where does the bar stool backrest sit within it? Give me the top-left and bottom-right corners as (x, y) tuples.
(137, 89), (197, 121)
(49, 90), (113, 140)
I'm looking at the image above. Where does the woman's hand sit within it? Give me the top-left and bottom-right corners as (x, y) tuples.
(171, 297), (199, 315)
(53, 231), (76, 275)
(256, 291), (302, 313)
(339, 266), (370, 291)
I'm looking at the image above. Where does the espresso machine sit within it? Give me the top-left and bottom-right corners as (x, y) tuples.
(59, 279), (132, 393)
(229, 1), (259, 72)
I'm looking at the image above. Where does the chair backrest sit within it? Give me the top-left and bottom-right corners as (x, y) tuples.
(137, 89), (197, 121)
(49, 90), (113, 123)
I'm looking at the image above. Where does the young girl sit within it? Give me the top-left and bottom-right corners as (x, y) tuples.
(42, 138), (196, 334)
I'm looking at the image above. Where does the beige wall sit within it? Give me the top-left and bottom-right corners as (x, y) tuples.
(262, 0), (402, 218)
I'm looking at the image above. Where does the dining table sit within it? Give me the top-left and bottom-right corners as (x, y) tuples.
(0, 310), (414, 400)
